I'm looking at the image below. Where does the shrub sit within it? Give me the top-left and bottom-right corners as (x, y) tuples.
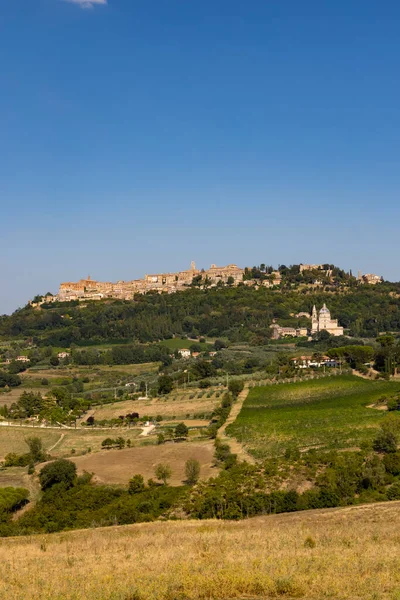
(129, 474), (145, 494)
(39, 459), (77, 491)
(228, 379), (244, 397)
(175, 422), (189, 439)
(387, 481), (400, 500)
(304, 536), (316, 548)
(101, 438), (114, 449)
(373, 430), (398, 453)
(383, 451), (400, 476)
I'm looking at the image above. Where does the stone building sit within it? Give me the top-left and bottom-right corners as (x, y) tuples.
(56, 262), (245, 302)
(311, 304), (344, 336)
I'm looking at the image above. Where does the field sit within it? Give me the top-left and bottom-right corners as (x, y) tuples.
(71, 440), (217, 485)
(0, 428), (61, 460)
(158, 338), (212, 350)
(227, 375), (400, 459)
(0, 427), (142, 463)
(88, 388), (222, 422)
(1, 501), (400, 599)
(0, 362), (160, 408)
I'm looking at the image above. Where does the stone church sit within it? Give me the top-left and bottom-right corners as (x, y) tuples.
(311, 304), (344, 336)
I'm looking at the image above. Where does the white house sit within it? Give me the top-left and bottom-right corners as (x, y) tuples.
(178, 349), (191, 359)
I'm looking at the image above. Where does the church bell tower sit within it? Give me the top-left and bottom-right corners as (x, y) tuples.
(311, 305), (318, 334)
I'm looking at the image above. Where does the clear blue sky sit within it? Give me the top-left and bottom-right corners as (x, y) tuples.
(2, 0), (400, 314)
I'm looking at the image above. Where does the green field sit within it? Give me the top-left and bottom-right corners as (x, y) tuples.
(227, 375), (400, 459)
(158, 338), (212, 350)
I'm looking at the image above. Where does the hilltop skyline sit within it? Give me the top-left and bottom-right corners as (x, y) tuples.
(2, 0), (400, 314)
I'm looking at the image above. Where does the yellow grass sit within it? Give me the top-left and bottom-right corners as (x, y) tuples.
(0, 427), (141, 462)
(0, 428), (61, 460)
(89, 390), (219, 421)
(71, 441), (217, 485)
(51, 429), (141, 457)
(2, 502), (400, 599)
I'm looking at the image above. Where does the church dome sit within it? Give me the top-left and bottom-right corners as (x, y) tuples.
(319, 303), (330, 314)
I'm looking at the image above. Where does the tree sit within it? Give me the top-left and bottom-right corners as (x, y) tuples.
(39, 459), (77, 490)
(175, 422), (189, 439)
(128, 474), (145, 494)
(189, 343), (202, 353)
(49, 356), (59, 367)
(26, 437), (45, 463)
(185, 458), (200, 484)
(228, 379), (244, 397)
(86, 416), (95, 426)
(214, 339), (227, 351)
(158, 375), (173, 395)
(116, 436), (126, 449)
(139, 380), (146, 394)
(154, 463), (172, 485)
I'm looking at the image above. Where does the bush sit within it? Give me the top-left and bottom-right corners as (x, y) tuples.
(228, 379), (244, 397)
(39, 459), (77, 491)
(129, 474), (145, 494)
(387, 481), (400, 500)
(383, 452), (400, 476)
(175, 422), (189, 439)
(373, 430), (398, 454)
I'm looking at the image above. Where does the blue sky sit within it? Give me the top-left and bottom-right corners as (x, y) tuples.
(1, 0), (400, 314)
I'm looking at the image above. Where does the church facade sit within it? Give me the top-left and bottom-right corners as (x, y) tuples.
(311, 304), (344, 336)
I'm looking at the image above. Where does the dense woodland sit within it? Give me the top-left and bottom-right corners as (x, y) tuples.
(2, 282), (400, 346)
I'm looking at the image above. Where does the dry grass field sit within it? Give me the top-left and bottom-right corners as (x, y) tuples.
(1, 501), (400, 599)
(0, 467), (40, 501)
(72, 441), (217, 485)
(0, 427), (142, 463)
(89, 389), (221, 421)
(0, 428), (61, 460)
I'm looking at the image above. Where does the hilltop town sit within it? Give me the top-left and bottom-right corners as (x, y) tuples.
(34, 262), (383, 305)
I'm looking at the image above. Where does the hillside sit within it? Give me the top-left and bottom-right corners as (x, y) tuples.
(2, 501), (400, 599)
(2, 281), (400, 345)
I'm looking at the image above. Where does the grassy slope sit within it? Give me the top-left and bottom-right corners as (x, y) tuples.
(1, 501), (400, 599)
(227, 375), (400, 458)
(0, 427), (143, 462)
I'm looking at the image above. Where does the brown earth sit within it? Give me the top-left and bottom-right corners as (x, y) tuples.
(71, 440), (218, 485)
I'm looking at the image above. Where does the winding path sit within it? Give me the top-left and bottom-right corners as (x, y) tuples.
(218, 386), (255, 464)
(47, 433), (65, 452)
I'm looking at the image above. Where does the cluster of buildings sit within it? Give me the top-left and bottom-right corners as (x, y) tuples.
(52, 262), (245, 302)
(31, 260), (383, 306)
(290, 355), (339, 369)
(271, 303), (344, 339)
(357, 271), (383, 285)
